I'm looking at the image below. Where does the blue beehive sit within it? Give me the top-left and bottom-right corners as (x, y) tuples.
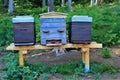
(40, 12), (67, 46)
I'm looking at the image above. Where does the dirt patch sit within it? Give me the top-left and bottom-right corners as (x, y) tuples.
(26, 48), (120, 69)
(26, 47), (120, 80)
(90, 48), (120, 69)
(26, 50), (82, 66)
(37, 73), (120, 80)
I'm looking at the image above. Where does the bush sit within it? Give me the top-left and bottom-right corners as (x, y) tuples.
(3, 52), (51, 80)
(0, 16), (13, 46)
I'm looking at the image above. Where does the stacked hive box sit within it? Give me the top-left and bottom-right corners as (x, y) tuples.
(70, 16), (92, 43)
(40, 12), (67, 46)
(12, 16), (35, 46)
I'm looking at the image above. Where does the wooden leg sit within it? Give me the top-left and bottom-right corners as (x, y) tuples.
(81, 49), (85, 64)
(19, 50), (27, 66)
(82, 48), (90, 73)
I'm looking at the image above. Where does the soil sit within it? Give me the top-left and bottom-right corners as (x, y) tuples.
(0, 45), (120, 80)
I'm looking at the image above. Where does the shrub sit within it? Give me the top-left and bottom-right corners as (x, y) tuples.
(0, 16), (13, 46)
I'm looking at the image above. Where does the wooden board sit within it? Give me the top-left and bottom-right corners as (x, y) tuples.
(40, 12), (67, 18)
(6, 42), (102, 50)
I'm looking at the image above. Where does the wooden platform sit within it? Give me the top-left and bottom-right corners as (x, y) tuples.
(6, 42), (102, 73)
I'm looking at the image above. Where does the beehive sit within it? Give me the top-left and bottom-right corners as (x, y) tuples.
(40, 12), (67, 46)
(70, 16), (92, 43)
(12, 16), (35, 46)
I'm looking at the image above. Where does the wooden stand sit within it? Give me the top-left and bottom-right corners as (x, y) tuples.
(6, 42), (102, 72)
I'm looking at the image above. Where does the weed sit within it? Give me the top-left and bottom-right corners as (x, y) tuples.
(39, 73), (50, 80)
(50, 65), (57, 74)
(91, 62), (117, 74)
(0, 16), (13, 46)
(102, 47), (112, 58)
(56, 62), (77, 74)
(74, 63), (84, 76)
(64, 75), (78, 80)
(94, 73), (101, 80)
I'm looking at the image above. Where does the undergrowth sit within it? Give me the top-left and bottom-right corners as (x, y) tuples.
(2, 52), (118, 80)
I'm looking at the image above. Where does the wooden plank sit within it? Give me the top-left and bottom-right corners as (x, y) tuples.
(6, 42), (102, 50)
(40, 18), (66, 23)
(40, 12), (67, 18)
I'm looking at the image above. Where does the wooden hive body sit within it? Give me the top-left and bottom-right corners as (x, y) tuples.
(40, 12), (67, 46)
(13, 16), (35, 46)
(70, 16), (92, 43)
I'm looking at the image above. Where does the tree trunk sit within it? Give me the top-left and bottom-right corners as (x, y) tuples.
(8, 0), (14, 13)
(62, 0), (65, 6)
(95, 0), (98, 5)
(42, 0), (46, 7)
(4, 0), (8, 7)
(58, 0), (60, 3)
(48, 0), (54, 12)
(68, 0), (72, 11)
(90, 0), (94, 6)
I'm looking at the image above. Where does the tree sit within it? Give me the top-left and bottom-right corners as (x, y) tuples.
(4, 0), (8, 7)
(90, 0), (98, 6)
(8, 0), (14, 13)
(62, 0), (65, 6)
(42, 0), (46, 7)
(95, 0), (98, 5)
(68, 0), (72, 11)
(48, 0), (54, 12)
(90, 0), (94, 6)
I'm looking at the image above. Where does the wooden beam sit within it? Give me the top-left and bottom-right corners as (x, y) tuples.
(82, 48), (90, 72)
(19, 50), (25, 66)
(6, 42), (102, 50)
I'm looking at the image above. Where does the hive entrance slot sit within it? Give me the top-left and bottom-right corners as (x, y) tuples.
(46, 40), (62, 46)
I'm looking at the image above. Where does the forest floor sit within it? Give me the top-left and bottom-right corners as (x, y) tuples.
(0, 44), (120, 80)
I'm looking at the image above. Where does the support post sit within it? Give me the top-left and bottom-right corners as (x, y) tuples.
(81, 49), (85, 64)
(19, 50), (27, 66)
(82, 48), (90, 73)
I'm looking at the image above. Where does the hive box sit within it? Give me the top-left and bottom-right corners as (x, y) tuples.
(12, 16), (35, 46)
(70, 16), (92, 43)
(40, 12), (67, 46)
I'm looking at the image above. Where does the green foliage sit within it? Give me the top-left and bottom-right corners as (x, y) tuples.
(102, 47), (112, 58)
(56, 62), (77, 74)
(91, 62), (117, 74)
(2, 52), (118, 79)
(3, 52), (51, 80)
(0, 16), (13, 46)
(34, 15), (40, 42)
(39, 73), (50, 80)
(50, 65), (57, 74)
(94, 73), (101, 80)
(4, 66), (38, 80)
(74, 63), (84, 76)
(64, 75), (78, 80)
